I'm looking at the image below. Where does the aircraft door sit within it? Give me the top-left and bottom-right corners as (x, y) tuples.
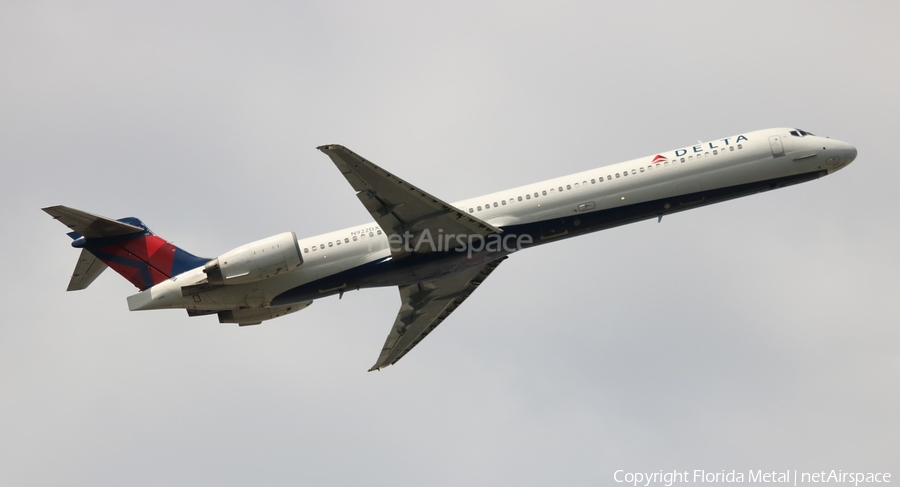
(769, 135), (784, 158)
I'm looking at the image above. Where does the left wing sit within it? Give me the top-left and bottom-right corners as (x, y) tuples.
(370, 256), (507, 371)
(318, 145), (501, 260)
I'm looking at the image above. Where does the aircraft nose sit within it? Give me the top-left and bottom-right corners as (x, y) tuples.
(843, 143), (857, 163)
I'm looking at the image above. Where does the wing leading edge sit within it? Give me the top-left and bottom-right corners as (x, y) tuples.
(370, 257), (507, 371)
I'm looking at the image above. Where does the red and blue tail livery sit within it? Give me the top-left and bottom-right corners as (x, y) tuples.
(43, 206), (209, 291)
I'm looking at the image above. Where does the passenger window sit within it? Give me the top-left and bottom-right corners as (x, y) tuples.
(664, 162), (668, 166)
(591, 179), (596, 184)
(542, 190), (547, 196)
(469, 208), (474, 213)
(344, 238), (349, 243)
(737, 144), (743, 149)
(559, 186), (564, 192)
(729, 146), (734, 151)
(640, 167), (644, 173)
(574, 183), (580, 188)
(517, 196), (523, 202)
(501, 200), (506, 205)
(704, 152), (709, 157)
(533, 192), (538, 198)
(328, 242), (333, 247)
(376, 230), (382, 235)
(607, 176), (612, 180)
(353, 236), (357, 241)
(623, 171), (628, 177)
(336, 240), (341, 246)
(368, 232), (373, 237)
(680, 157), (685, 162)
(713, 150), (718, 155)
(477, 206), (482, 211)
(567, 184), (572, 189)
(615, 173), (620, 178)
(631, 169), (636, 175)
(304, 248), (309, 253)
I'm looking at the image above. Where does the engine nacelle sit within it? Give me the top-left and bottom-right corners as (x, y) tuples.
(204, 232), (303, 286)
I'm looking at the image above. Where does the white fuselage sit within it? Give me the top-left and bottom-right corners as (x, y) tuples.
(128, 128), (856, 313)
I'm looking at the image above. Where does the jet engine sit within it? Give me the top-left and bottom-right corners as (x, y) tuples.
(203, 232), (303, 286)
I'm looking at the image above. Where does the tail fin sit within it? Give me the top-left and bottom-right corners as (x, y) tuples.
(43, 206), (210, 291)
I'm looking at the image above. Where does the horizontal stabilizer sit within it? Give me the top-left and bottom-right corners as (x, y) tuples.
(66, 249), (108, 291)
(42, 205), (143, 238)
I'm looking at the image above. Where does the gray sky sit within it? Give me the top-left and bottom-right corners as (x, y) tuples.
(2, 1), (898, 485)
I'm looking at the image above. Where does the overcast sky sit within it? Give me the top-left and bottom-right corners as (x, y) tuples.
(2, 1), (898, 486)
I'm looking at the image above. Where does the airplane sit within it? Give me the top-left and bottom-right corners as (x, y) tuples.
(43, 128), (857, 371)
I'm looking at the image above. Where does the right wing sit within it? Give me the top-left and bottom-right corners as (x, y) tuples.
(370, 256), (507, 371)
(318, 145), (501, 260)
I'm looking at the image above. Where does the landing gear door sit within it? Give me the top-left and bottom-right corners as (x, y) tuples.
(769, 135), (784, 158)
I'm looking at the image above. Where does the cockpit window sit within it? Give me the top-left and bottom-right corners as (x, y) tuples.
(792, 128), (815, 137)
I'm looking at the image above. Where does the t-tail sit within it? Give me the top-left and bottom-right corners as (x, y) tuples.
(42, 206), (210, 291)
